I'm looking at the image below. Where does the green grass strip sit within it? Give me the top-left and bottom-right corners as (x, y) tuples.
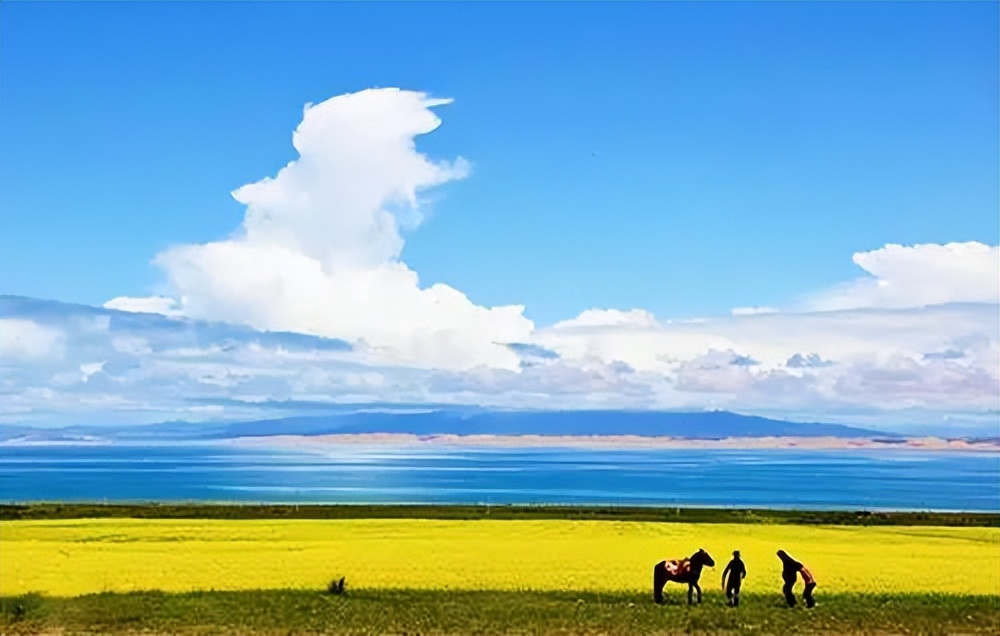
(2, 589), (998, 635)
(2, 503), (998, 527)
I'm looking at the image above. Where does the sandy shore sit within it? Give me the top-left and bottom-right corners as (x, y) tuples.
(228, 433), (1000, 453)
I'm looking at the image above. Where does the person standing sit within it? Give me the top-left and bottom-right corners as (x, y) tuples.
(721, 550), (747, 607)
(776, 549), (816, 608)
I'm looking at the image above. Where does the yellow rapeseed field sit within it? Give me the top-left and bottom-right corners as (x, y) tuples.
(1, 519), (997, 597)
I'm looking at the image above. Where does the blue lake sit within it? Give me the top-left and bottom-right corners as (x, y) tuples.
(1, 444), (997, 512)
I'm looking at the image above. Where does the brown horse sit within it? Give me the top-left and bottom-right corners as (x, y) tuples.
(653, 548), (716, 605)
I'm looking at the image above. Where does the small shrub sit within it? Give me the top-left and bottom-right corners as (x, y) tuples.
(327, 576), (346, 595)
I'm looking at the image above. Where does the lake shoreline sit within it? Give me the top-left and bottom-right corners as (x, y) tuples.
(4, 433), (997, 452)
(226, 432), (1000, 453)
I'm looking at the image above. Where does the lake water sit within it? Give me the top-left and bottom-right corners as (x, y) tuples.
(1, 444), (997, 512)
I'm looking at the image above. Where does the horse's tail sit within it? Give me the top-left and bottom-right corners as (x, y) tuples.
(653, 560), (668, 604)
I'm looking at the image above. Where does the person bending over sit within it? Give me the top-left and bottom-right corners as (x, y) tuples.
(721, 550), (747, 607)
(776, 549), (816, 608)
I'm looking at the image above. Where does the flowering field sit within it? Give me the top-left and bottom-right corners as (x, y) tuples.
(2, 519), (997, 597)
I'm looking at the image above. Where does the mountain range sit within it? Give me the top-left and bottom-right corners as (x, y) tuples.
(0, 409), (901, 443)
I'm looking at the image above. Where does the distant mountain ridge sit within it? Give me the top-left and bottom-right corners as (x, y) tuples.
(0, 409), (897, 442)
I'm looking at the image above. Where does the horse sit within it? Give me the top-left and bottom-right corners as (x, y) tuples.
(653, 548), (716, 605)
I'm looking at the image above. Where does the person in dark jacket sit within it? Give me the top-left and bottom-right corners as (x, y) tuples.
(721, 550), (747, 606)
(776, 549), (817, 608)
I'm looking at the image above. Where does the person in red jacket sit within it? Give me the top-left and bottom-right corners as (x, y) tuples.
(776, 549), (817, 608)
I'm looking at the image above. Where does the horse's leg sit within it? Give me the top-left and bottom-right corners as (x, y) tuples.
(695, 581), (703, 604)
(653, 561), (668, 604)
(687, 583), (694, 605)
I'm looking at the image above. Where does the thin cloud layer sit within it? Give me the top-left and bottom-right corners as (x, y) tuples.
(0, 318), (65, 361)
(1, 295), (996, 431)
(536, 303), (998, 414)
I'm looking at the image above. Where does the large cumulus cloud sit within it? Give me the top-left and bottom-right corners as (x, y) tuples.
(107, 89), (532, 371)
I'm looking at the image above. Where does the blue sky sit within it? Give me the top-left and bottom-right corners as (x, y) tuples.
(3, 2), (996, 323)
(1, 2), (998, 430)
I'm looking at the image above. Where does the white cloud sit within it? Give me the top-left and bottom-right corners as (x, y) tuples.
(104, 296), (181, 315)
(806, 242), (999, 311)
(0, 319), (65, 361)
(111, 88), (531, 371)
(80, 362), (105, 382)
(731, 306), (778, 316)
(552, 308), (660, 329)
